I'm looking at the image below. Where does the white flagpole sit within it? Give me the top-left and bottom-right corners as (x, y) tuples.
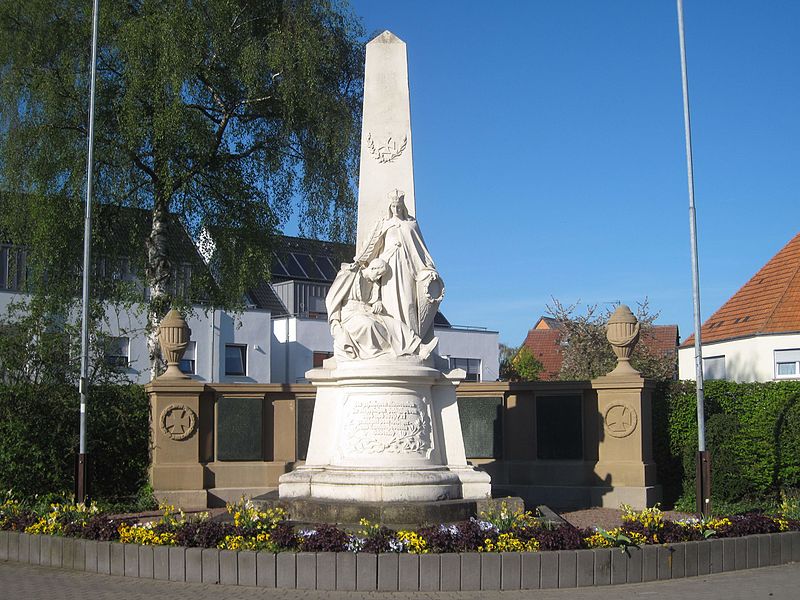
(676, 0), (710, 516)
(78, 0), (101, 503)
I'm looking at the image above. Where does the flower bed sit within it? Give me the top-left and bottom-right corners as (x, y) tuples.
(2, 494), (799, 554)
(2, 494), (799, 590)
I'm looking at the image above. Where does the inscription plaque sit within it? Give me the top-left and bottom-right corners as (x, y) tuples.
(536, 395), (583, 460)
(217, 397), (262, 461)
(340, 394), (432, 456)
(458, 396), (503, 458)
(296, 397), (316, 460)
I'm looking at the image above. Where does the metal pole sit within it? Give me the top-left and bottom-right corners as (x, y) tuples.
(78, 0), (101, 504)
(676, 0), (711, 516)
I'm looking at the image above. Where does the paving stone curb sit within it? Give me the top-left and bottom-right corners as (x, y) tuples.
(0, 530), (797, 590)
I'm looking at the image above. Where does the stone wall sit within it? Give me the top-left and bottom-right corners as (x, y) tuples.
(149, 373), (659, 509)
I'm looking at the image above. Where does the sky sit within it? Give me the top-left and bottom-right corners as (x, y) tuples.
(334, 1), (800, 346)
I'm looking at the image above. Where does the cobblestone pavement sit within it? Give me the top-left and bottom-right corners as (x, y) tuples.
(2, 560), (798, 599)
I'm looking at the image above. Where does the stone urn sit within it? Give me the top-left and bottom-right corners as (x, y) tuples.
(606, 304), (640, 375)
(158, 309), (192, 379)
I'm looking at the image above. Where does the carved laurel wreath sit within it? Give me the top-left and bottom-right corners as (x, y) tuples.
(367, 132), (408, 164)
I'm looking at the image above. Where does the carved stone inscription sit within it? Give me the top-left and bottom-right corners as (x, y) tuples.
(341, 393), (432, 457)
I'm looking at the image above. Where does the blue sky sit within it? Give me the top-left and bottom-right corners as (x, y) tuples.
(340, 1), (800, 346)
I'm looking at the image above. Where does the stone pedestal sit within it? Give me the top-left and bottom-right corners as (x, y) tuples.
(148, 379), (208, 509)
(278, 357), (491, 503)
(590, 372), (661, 508)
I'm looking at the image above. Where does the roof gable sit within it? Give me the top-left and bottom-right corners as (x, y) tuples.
(682, 233), (800, 347)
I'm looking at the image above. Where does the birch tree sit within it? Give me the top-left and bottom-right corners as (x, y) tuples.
(0, 0), (363, 374)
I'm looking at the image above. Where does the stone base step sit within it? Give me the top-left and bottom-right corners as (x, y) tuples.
(253, 493), (524, 529)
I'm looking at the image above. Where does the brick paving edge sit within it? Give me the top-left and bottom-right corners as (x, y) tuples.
(0, 529), (797, 591)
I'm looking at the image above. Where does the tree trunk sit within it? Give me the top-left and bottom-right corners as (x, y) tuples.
(145, 196), (172, 379)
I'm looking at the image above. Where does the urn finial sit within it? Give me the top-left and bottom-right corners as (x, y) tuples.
(606, 304), (641, 375)
(158, 309), (192, 379)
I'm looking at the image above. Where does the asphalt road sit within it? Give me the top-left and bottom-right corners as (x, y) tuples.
(3, 560), (800, 599)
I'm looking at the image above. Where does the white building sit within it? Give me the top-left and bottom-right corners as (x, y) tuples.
(266, 236), (499, 383)
(1, 233), (499, 384)
(678, 233), (800, 382)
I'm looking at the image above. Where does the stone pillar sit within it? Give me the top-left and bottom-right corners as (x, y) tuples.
(148, 309), (207, 508)
(148, 379), (208, 508)
(590, 374), (660, 508)
(589, 306), (660, 509)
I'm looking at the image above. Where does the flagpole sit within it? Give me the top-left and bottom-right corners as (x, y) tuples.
(676, 0), (711, 516)
(78, 0), (101, 503)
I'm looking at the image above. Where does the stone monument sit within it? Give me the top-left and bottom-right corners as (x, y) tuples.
(278, 31), (491, 506)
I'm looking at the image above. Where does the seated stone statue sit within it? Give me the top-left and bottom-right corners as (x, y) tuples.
(326, 258), (437, 361)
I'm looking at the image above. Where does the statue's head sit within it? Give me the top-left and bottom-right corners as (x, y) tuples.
(363, 258), (388, 282)
(387, 189), (408, 219)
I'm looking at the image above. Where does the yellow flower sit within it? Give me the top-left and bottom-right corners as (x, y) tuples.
(396, 530), (429, 554)
(479, 533), (539, 553)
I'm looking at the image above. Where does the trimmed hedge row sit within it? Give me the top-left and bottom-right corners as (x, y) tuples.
(0, 384), (150, 501)
(654, 380), (800, 508)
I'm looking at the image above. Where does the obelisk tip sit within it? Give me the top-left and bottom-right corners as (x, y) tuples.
(369, 30), (404, 45)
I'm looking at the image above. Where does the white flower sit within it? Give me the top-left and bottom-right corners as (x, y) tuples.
(298, 529), (317, 538)
(346, 536), (365, 552)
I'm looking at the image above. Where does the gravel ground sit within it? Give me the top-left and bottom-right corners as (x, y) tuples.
(559, 507), (694, 530)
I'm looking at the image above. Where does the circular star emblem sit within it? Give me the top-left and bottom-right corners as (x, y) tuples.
(160, 403), (197, 441)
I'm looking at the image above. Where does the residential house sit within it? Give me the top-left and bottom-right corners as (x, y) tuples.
(0, 211), (271, 384)
(678, 232), (800, 382)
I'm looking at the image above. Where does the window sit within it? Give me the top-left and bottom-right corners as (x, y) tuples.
(775, 349), (800, 379)
(179, 341), (196, 375)
(703, 355), (726, 380)
(0, 245), (27, 291)
(225, 344), (247, 376)
(313, 351), (334, 369)
(105, 337), (129, 368)
(449, 357), (481, 382)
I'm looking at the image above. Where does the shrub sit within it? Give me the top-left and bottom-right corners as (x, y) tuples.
(0, 383), (149, 502)
(298, 523), (350, 552)
(654, 380), (800, 509)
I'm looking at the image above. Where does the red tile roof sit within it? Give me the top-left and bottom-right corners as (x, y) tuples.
(520, 328), (564, 380)
(682, 233), (800, 347)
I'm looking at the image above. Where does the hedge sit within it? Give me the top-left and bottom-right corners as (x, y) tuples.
(654, 380), (800, 508)
(0, 384), (150, 501)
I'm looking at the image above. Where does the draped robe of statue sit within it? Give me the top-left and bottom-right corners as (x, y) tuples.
(326, 263), (422, 360)
(356, 202), (443, 343)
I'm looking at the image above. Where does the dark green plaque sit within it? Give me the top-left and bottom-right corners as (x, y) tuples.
(296, 397), (316, 460)
(536, 395), (583, 459)
(458, 396), (503, 458)
(217, 397), (263, 461)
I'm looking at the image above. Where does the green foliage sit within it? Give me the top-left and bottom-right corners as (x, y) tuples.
(0, 0), (364, 315)
(0, 383), (150, 502)
(654, 380), (800, 509)
(500, 345), (544, 382)
(0, 300), (127, 386)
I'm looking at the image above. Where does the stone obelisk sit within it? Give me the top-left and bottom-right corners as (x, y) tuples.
(277, 31), (490, 517)
(356, 31), (415, 255)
